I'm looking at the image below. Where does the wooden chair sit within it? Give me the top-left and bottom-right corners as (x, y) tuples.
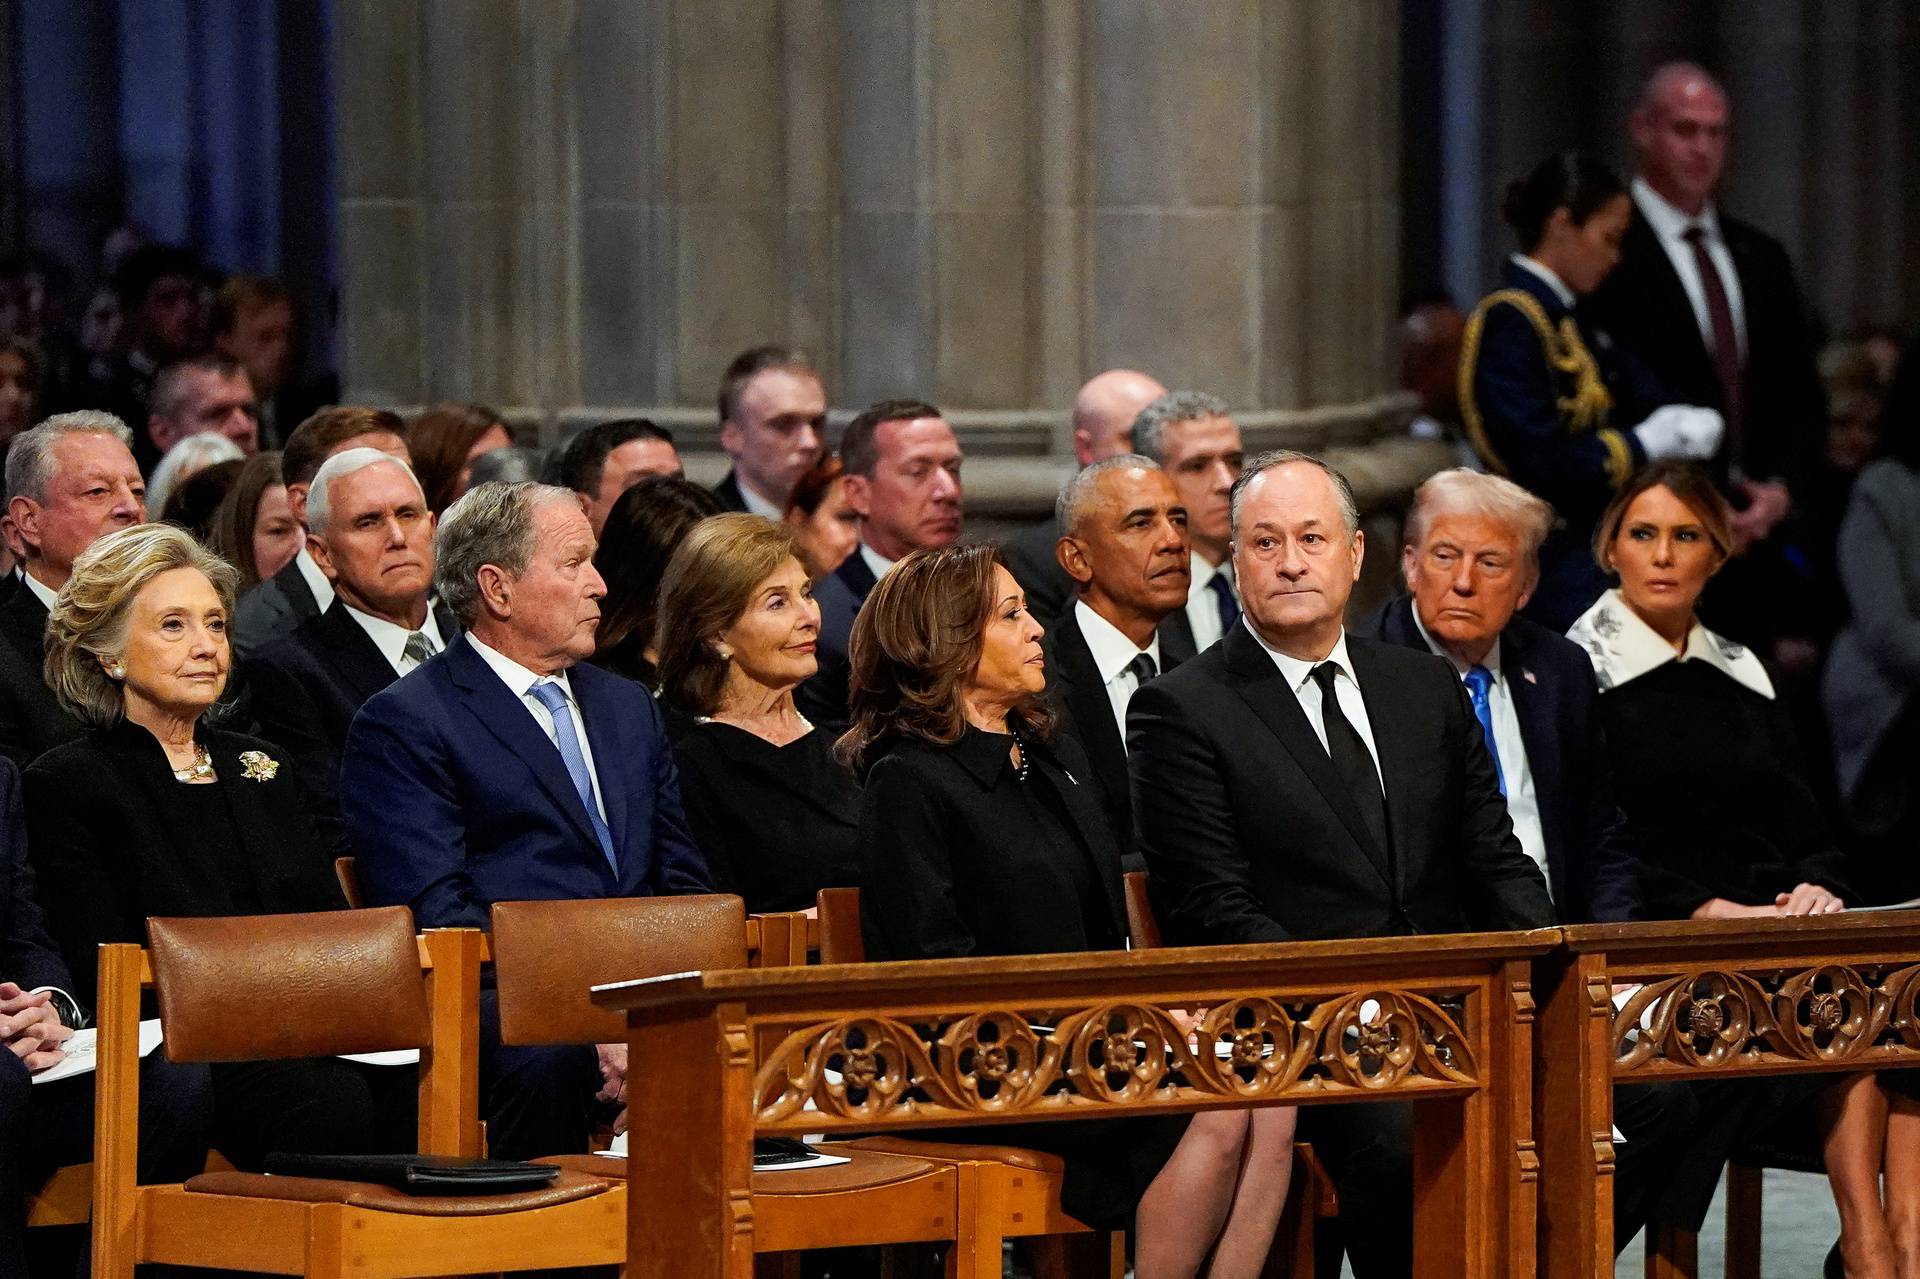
(333, 856), (362, 908)
(91, 906), (623, 1276)
(486, 893), (969, 1274)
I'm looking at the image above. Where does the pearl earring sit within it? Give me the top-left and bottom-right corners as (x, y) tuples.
(716, 647), (733, 661)
(109, 663), (126, 679)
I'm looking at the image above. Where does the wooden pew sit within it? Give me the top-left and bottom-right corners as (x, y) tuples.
(595, 928), (1559, 1278)
(1534, 912), (1920, 1279)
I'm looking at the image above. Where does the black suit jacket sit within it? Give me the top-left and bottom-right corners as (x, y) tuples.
(246, 599), (459, 857)
(1355, 595), (1643, 923)
(230, 556), (323, 660)
(1044, 605), (1181, 874)
(794, 552), (879, 728)
(1129, 625), (1555, 945)
(711, 470), (750, 514)
(1584, 205), (1824, 490)
(1, 756), (77, 1009)
(22, 722), (345, 998)
(1002, 519), (1074, 625)
(0, 586), (84, 769)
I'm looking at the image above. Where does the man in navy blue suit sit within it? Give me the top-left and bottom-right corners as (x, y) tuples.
(1354, 467), (1702, 1254)
(341, 480), (710, 1159)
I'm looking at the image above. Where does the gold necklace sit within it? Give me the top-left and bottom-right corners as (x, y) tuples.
(172, 744), (215, 783)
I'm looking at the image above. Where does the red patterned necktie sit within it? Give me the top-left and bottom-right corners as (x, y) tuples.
(1683, 224), (1743, 471)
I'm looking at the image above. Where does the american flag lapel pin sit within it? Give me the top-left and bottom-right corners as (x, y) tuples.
(1522, 669), (1537, 685)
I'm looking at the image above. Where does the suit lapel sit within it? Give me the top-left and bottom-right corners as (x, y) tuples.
(1050, 614), (1130, 818)
(1221, 628), (1392, 888)
(835, 552), (878, 604)
(275, 558), (321, 621)
(572, 672), (631, 874)
(1157, 609), (1197, 666)
(314, 606), (400, 704)
(1628, 211), (1712, 370)
(1498, 627), (1570, 892)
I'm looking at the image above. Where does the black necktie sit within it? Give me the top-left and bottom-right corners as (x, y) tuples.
(1208, 572), (1240, 632)
(1124, 652), (1157, 686)
(1309, 662), (1389, 857)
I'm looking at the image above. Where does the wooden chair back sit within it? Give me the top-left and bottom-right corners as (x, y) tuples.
(334, 855), (363, 907)
(1122, 870), (1163, 949)
(815, 886), (865, 963)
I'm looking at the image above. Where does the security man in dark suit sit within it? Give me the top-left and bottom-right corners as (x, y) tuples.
(1043, 455), (1189, 873)
(1129, 450), (1553, 1276)
(1354, 467), (1703, 1254)
(709, 345), (827, 517)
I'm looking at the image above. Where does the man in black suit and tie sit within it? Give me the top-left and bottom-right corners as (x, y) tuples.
(230, 406), (412, 659)
(1130, 391), (1245, 664)
(551, 417), (682, 535)
(795, 398), (963, 726)
(1043, 455), (1189, 871)
(1129, 449), (1554, 1276)
(0, 412), (145, 767)
(1583, 62), (1825, 645)
(1002, 368), (1167, 623)
(1354, 467), (1703, 1253)
(249, 448), (455, 857)
(710, 345), (827, 517)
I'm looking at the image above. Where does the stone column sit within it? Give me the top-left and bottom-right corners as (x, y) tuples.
(335, 0), (1437, 518)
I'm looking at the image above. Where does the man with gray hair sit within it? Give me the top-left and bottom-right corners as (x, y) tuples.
(1129, 449), (1552, 1276)
(1356, 465), (1696, 1256)
(340, 480), (708, 1159)
(1044, 453), (1189, 870)
(248, 448), (455, 856)
(0, 412), (146, 766)
(1130, 389), (1244, 662)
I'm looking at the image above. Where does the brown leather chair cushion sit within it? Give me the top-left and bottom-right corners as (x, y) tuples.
(839, 1136), (1066, 1174)
(815, 887), (866, 964)
(1122, 870), (1163, 949)
(182, 1168), (610, 1216)
(147, 907), (431, 1062)
(490, 895), (747, 1046)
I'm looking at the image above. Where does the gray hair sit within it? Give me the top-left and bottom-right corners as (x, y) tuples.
(1228, 449), (1360, 539)
(1404, 468), (1553, 569)
(1130, 390), (1230, 465)
(147, 431), (245, 515)
(4, 411), (135, 507)
(307, 446), (426, 537)
(1055, 454), (1161, 537)
(149, 354), (246, 424)
(433, 480), (578, 627)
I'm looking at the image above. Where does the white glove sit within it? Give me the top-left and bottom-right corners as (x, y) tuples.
(1633, 406), (1724, 461)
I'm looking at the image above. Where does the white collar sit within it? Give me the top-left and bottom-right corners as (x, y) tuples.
(1245, 620), (1356, 694)
(1567, 588), (1773, 699)
(294, 545), (336, 610)
(1187, 551), (1230, 593)
(1409, 600), (1503, 677)
(736, 478), (783, 520)
(464, 632), (578, 704)
(857, 541), (897, 583)
(1509, 254), (1576, 309)
(1631, 176), (1723, 245)
(1073, 599), (1160, 683)
(344, 601), (444, 670)
(20, 568), (57, 611)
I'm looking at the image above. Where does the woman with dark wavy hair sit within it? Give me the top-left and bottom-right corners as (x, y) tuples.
(838, 543), (1293, 1278)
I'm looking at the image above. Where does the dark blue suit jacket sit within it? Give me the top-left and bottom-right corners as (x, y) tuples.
(1, 756), (74, 1003)
(1356, 594), (1644, 923)
(340, 634), (711, 929)
(793, 551), (879, 729)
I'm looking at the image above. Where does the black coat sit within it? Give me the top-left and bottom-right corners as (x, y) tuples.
(1128, 625), (1555, 945)
(1584, 206), (1825, 491)
(230, 556), (322, 661)
(0, 586), (83, 769)
(793, 552), (878, 730)
(1356, 595), (1644, 923)
(858, 725), (1126, 961)
(1, 756), (74, 1006)
(245, 599), (458, 857)
(710, 470), (751, 514)
(22, 721), (345, 998)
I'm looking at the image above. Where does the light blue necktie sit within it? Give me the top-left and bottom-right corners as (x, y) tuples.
(530, 680), (619, 873)
(1461, 665), (1506, 797)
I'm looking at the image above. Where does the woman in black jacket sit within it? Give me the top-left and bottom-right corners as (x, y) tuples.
(837, 543), (1294, 1279)
(24, 523), (412, 1172)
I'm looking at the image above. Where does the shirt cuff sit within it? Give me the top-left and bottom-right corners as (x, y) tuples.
(27, 985), (85, 1030)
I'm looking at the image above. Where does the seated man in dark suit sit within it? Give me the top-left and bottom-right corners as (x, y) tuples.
(709, 345), (827, 516)
(550, 416), (682, 535)
(1003, 368), (1167, 623)
(0, 412), (145, 767)
(341, 479), (710, 1158)
(0, 756), (211, 1279)
(230, 406), (411, 659)
(1044, 454), (1189, 872)
(795, 399), (963, 726)
(1353, 466), (1696, 1254)
(1129, 449), (1554, 1277)
(249, 448), (454, 856)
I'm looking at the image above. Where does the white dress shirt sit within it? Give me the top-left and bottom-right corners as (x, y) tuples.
(20, 570), (56, 611)
(1244, 623), (1384, 789)
(344, 603), (447, 677)
(1072, 600), (1161, 747)
(1182, 555), (1235, 653)
(294, 545), (336, 613)
(1409, 609), (1551, 895)
(1510, 254), (1576, 309)
(464, 634), (609, 822)
(1631, 176), (1747, 361)
(857, 542), (898, 584)
(737, 481), (783, 521)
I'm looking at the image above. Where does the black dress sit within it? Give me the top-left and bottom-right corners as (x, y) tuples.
(857, 722), (1185, 1229)
(672, 722), (861, 913)
(22, 720), (416, 1170)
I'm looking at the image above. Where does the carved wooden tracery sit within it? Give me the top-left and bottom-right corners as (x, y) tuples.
(751, 989), (1479, 1129)
(1611, 961), (1920, 1073)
